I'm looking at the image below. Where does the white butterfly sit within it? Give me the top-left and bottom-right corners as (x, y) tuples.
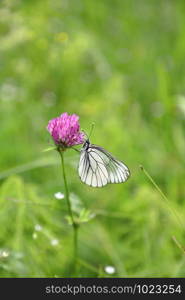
(78, 139), (130, 187)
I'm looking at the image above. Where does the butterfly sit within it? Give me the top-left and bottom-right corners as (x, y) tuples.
(78, 139), (130, 187)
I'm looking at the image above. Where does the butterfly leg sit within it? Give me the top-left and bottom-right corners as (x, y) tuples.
(72, 147), (81, 153)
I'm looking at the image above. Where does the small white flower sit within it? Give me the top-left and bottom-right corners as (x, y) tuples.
(51, 239), (59, 246)
(1, 250), (9, 258)
(35, 224), (42, 231)
(32, 232), (38, 239)
(54, 192), (65, 200)
(104, 265), (116, 275)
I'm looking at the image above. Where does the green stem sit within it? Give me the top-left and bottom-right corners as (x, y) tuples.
(59, 150), (78, 275)
(172, 236), (185, 255)
(140, 165), (185, 231)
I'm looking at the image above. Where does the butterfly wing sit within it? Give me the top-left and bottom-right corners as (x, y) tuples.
(78, 144), (130, 187)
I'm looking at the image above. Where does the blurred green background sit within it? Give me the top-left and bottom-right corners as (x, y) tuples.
(0, 0), (185, 277)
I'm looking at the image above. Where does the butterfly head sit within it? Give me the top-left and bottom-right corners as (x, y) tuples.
(81, 123), (94, 151)
(83, 139), (90, 150)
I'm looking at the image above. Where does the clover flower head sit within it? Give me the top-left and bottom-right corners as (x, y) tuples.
(47, 112), (85, 149)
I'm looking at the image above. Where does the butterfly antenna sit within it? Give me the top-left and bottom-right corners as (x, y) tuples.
(81, 129), (89, 140)
(89, 122), (95, 139)
(82, 123), (95, 141)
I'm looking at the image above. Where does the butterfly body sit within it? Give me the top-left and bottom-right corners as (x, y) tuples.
(78, 139), (130, 187)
